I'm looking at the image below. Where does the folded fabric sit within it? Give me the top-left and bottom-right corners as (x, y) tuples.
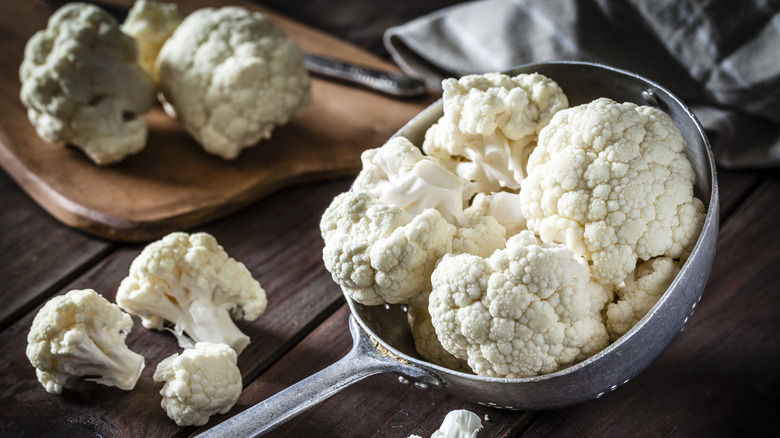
(384, 0), (780, 168)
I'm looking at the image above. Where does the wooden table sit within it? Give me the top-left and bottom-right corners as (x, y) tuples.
(2, 1), (779, 437)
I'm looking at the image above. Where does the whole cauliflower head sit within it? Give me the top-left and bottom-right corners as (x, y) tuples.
(156, 6), (312, 159)
(429, 231), (611, 378)
(153, 342), (242, 427)
(26, 289), (145, 394)
(606, 256), (681, 341)
(19, 3), (156, 165)
(121, 0), (182, 83)
(320, 191), (455, 306)
(116, 231), (267, 355)
(521, 97), (706, 286)
(424, 72), (568, 194)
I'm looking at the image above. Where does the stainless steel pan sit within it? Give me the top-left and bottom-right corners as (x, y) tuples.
(199, 61), (720, 437)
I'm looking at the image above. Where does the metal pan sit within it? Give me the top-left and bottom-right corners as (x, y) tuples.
(199, 61), (719, 437)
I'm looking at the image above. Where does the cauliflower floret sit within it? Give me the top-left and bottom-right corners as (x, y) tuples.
(451, 215), (506, 258)
(521, 97), (706, 286)
(153, 342), (242, 427)
(26, 289), (145, 394)
(424, 72), (568, 194)
(429, 231), (611, 378)
(116, 231), (267, 355)
(407, 305), (470, 372)
(464, 191), (527, 237)
(156, 6), (311, 159)
(353, 136), (470, 225)
(121, 0), (182, 83)
(19, 3), (156, 165)
(320, 191), (455, 306)
(606, 256), (681, 341)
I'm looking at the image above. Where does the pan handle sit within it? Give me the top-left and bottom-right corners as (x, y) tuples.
(197, 314), (442, 437)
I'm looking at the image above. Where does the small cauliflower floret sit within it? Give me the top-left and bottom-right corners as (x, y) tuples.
(464, 191), (527, 237)
(156, 6), (311, 159)
(606, 257), (681, 341)
(153, 342), (242, 427)
(407, 305), (470, 372)
(429, 231), (611, 378)
(19, 3), (156, 165)
(320, 191), (455, 306)
(452, 215), (506, 258)
(116, 232), (267, 355)
(353, 136), (470, 225)
(121, 0), (182, 83)
(26, 289), (145, 394)
(424, 72), (568, 195)
(521, 97), (706, 286)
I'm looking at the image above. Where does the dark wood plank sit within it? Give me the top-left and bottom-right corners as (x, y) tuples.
(0, 170), (112, 330)
(0, 179), (351, 437)
(518, 176), (780, 437)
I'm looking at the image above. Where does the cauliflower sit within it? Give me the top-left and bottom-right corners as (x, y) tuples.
(424, 72), (568, 194)
(19, 2), (156, 165)
(156, 6), (311, 159)
(153, 342), (242, 427)
(353, 136), (469, 225)
(428, 231), (611, 378)
(407, 305), (470, 372)
(120, 0), (182, 83)
(464, 191), (527, 237)
(320, 191), (455, 306)
(26, 289), (145, 394)
(521, 97), (706, 286)
(116, 232), (267, 354)
(409, 409), (482, 438)
(606, 256), (681, 341)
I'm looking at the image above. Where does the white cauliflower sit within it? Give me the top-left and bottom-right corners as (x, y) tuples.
(320, 191), (455, 306)
(26, 289), (145, 394)
(464, 191), (527, 237)
(116, 232), (267, 354)
(353, 136), (470, 225)
(407, 305), (470, 372)
(19, 2), (156, 165)
(156, 6), (311, 159)
(521, 97), (706, 286)
(121, 0), (182, 83)
(428, 231), (611, 378)
(606, 257), (681, 341)
(424, 72), (568, 194)
(153, 342), (242, 427)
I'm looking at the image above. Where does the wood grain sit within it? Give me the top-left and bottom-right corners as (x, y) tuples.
(0, 0), (434, 242)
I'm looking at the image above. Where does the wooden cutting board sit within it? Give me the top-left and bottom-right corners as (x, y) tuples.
(0, 0), (435, 242)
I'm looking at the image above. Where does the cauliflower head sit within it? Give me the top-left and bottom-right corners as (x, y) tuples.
(26, 289), (145, 394)
(424, 72), (568, 194)
(407, 305), (471, 372)
(121, 0), (182, 83)
(428, 231), (611, 378)
(521, 97), (706, 286)
(153, 342), (242, 427)
(353, 136), (470, 225)
(156, 6), (312, 159)
(320, 191), (455, 306)
(116, 232), (267, 355)
(606, 256), (681, 341)
(19, 2), (155, 165)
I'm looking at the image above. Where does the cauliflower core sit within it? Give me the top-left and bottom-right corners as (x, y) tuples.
(429, 231), (611, 378)
(26, 289), (145, 394)
(521, 97), (706, 286)
(116, 232), (267, 354)
(19, 2), (156, 165)
(156, 6), (312, 159)
(154, 342), (242, 427)
(120, 0), (182, 83)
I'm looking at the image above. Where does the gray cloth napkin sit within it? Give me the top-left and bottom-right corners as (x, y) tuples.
(384, 0), (780, 169)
